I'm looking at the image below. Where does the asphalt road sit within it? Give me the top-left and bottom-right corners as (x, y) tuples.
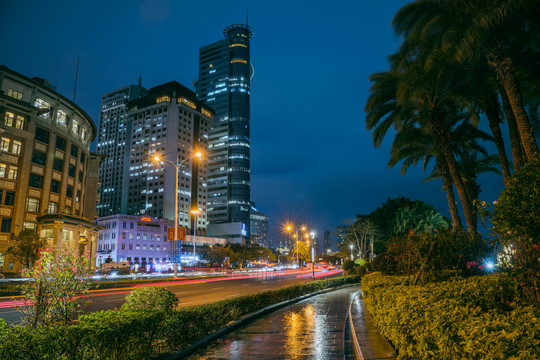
(0, 268), (343, 325)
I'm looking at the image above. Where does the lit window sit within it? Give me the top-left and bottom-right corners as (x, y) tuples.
(178, 97), (196, 109)
(23, 222), (37, 230)
(57, 110), (67, 127)
(48, 202), (58, 213)
(81, 128), (87, 143)
(156, 95), (171, 104)
(35, 99), (51, 119)
(26, 197), (41, 212)
(72, 119), (80, 135)
(0, 164), (6, 177)
(15, 115), (25, 130)
(11, 140), (22, 155)
(7, 89), (23, 100)
(0, 137), (10, 152)
(231, 59), (247, 64)
(230, 43), (247, 48)
(7, 165), (18, 180)
(201, 108), (214, 119)
(4, 113), (14, 127)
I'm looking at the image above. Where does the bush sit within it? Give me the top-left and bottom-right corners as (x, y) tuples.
(362, 273), (539, 359)
(121, 286), (178, 313)
(342, 259), (355, 273)
(0, 275), (360, 359)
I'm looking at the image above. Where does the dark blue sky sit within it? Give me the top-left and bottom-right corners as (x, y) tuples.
(1, 0), (504, 245)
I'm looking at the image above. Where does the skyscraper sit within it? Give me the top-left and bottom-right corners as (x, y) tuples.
(195, 23), (253, 239)
(323, 230), (331, 253)
(97, 84), (147, 216)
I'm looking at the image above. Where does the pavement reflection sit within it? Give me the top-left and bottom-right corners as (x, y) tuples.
(189, 285), (361, 360)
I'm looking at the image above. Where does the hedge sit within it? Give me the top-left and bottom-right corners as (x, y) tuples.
(362, 273), (540, 359)
(0, 275), (359, 359)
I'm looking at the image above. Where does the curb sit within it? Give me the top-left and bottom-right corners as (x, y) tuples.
(159, 283), (360, 360)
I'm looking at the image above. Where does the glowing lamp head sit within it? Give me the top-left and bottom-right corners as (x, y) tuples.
(301, 226), (306, 231)
(195, 152), (202, 158)
(153, 155), (161, 162)
(286, 226), (291, 231)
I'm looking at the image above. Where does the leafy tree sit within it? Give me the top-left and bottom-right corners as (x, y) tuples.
(290, 241), (310, 264)
(17, 247), (94, 327)
(7, 229), (47, 270)
(203, 245), (234, 267)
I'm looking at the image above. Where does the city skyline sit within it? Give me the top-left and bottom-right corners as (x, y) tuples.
(0, 0), (505, 244)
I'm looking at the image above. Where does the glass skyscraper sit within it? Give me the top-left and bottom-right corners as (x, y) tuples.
(196, 23), (253, 239)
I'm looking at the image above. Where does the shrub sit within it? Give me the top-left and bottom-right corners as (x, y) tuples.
(121, 286), (178, 313)
(342, 259), (355, 273)
(362, 273), (539, 359)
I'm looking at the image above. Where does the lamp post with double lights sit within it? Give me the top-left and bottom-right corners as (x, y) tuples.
(191, 208), (201, 267)
(286, 225), (307, 268)
(152, 151), (202, 277)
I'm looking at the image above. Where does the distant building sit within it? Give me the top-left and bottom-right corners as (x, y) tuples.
(311, 235), (320, 257)
(0, 65), (103, 273)
(250, 202), (269, 247)
(323, 230), (331, 253)
(196, 23), (254, 239)
(125, 81), (213, 236)
(336, 225), (349, 251)
(96, 84), (147, 216)
(96, 214), (227, 268)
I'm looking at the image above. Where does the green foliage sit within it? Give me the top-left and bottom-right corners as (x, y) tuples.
(0, 275), (360, 359)
(6, 229), (47, 270)
(121, 286), (178, 313)
(342, 259), (355, 272)
(17, 247), (94, 327)
(362, 273), (539, 359)
(378, 228), (489, 282)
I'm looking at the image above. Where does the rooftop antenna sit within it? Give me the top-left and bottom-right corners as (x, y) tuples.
(246, 8), (249, 26)
(138, 73), (142, 87)
(72, 58), (79, 102)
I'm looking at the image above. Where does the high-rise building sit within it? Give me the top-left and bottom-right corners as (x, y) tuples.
(336, 225), (349, 251)
(0, 65), (103, 273)
(195, 23), (253, 239)
(323, 230), (331, 253)
(250, 202), (269, 247)
(124, 81), (213, 235)
(96, 84), (147, 216)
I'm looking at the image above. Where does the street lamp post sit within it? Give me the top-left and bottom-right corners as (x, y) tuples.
(286, 225), (307, 268)
(191, 209), (200, 267)
(310, 231), (316, 280)
(153, 151), (202, 277)
(349, 244), (354, 261)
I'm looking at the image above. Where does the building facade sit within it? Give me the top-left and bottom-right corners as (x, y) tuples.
(196, 23), (253, 239)
(323, 230), (331, 253)
(0, 65), (102, 273)
(336, 225), (349, 251)
(250, 202), (269, 247)
(96, 84), (147, 216)
(125, 81), (213, 236)
(96, 214), (227, 268)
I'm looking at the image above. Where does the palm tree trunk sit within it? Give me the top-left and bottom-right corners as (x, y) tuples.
(499, 85), (526, 170)
(437, 157), (462, 230)
(484, 94), (512, 184)
(430, 116), (477, 233)
(488, 51), (539, 160)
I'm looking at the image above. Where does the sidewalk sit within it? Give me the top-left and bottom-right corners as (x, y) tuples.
(349, 291), (397, 360)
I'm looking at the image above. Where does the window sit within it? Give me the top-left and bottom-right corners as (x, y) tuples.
(57, 110), (67, 127)
(34, 99), (51, 119)
(81, 128), (87, 143)
(35, 127), (50, 143)
(48, 202), (58, 213)
(80, 152), (85, 164)
(64, 206), (71, 214)
(72, 119), (80, 135)
(4, 113), (14, 127)
(156, 95), (171, 104)
(32, 150), (46, 165)
(8, 89), (23, 100)
(76, 190), (80, 202)
(0, 218), (12, 233)
(68, 164), (75, 177)
(15, 115), (25, 130)
(11, 140), (22, 155)
(29, 173), (43, 189)
(0, 164), (5, 178)
(23, 222), (37, 230)
(50, 179), (61, 194)
(66, 185), (73, 198)
(4, 191), (15, 206)
(26, 198), (40, 212)
(7, 165), (18, 180)
(1, 137), (10, 152)
(70, 144), (78, 158)
(55, 136), (66, 151)
(53, 158), (63, 172)
(78, 170), (83, 182)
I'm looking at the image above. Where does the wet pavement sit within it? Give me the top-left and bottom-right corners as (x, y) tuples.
(188, 285), (362, 360)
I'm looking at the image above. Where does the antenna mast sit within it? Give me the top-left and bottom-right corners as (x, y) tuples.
(72, 58), (79, 102)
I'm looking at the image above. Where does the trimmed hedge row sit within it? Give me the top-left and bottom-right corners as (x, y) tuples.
(0, 275), (359, 359)
(362, 273), (540, 360)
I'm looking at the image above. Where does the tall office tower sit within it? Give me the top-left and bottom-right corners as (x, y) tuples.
(336, 225), (349, 251)
(323, 230), (331, 253)
(195, 23), (253, 239)
(125, 81), (213, 234)
(97, 84), (147, 216)
(250, 202), (269, 247)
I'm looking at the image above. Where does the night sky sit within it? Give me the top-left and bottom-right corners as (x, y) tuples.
(1, 0), (504, 246)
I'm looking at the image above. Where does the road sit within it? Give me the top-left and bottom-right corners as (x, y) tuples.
(0, 268), (343, 325)
(188, 285), (361, 360)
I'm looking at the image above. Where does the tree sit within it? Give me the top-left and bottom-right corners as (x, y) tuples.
(203, 245), (234, 267)
(17, 247), (94, 327)
(290, 241), (310, 264)
(7, 229), (47, 270)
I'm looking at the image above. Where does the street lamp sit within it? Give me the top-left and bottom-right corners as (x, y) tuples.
(152, 151), (202, 277)
(349, 244), (354, 261)
(191, 208), (201, 267)
(309, 231), (316, 280)
(286, 224), (309, 268)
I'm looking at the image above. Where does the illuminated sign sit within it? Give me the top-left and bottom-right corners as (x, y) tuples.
(168, 226), (186, 241)
(241, 223), (247, 236)
(140, 216), (152, 222)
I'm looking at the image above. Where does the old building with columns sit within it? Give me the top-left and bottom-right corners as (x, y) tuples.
(0, 65), (103, 274)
